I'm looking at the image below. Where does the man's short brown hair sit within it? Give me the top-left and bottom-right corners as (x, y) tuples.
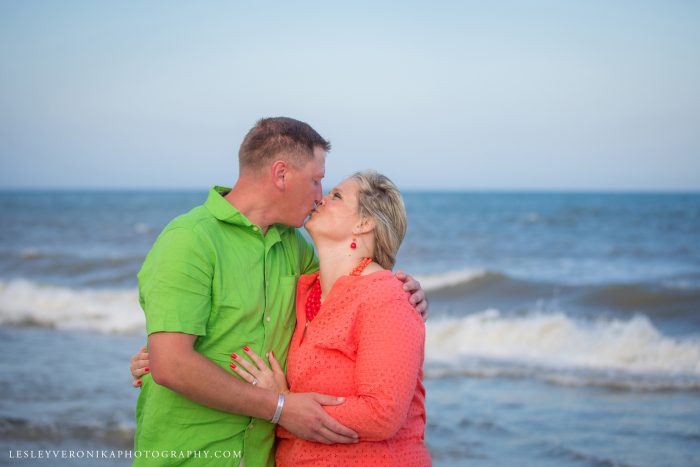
(239, 117), (331, 172)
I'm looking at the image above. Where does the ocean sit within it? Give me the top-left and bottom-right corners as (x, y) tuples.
(1, 190), (699, 466)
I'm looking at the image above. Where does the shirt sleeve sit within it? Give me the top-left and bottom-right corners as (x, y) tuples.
(138, 226), (214, 336)
(297, 231), (319, 274)
(323, 283), (425, 440)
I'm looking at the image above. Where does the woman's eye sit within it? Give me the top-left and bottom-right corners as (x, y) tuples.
(333, 193), (342, 199)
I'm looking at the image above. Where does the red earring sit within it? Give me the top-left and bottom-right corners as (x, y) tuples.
(350, 237), (357, 249)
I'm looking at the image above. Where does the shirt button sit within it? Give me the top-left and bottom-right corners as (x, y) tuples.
(266, 316), (271, 322)
(252, 226), (259, 232)
(248, 423), (254, 429)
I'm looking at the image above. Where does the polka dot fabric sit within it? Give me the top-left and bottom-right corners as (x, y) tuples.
(276, 270), (431, 466)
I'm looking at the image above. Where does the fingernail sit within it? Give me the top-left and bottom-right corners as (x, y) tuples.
(271, 350), (275, 358)
(243, 345), (250, 352)
(136, 380), (142, 385)
(230, 363), (237, 370)
(144, 367), (149, 372)
(231, 353), (238, 360)
(337, 397), (345, 402)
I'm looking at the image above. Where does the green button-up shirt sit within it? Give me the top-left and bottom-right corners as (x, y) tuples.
(134, 186), (318, 466)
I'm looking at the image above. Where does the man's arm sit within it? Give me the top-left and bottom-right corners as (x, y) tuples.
(148, 332), (358, 444)
(148, 332), (275, 418)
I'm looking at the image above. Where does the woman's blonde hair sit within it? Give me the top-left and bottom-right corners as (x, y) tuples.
(351, 170), (407, 269)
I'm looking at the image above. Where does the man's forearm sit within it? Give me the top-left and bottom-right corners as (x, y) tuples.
(149, 334), (277, 421)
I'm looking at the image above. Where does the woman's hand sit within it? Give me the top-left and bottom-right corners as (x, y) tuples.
(230, 347), (289, 394)
(130, 346), (150, 388)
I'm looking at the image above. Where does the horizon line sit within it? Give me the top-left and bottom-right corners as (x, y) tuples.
(0, 186), (699, 195)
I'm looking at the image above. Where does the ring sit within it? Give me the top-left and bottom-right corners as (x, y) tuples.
(252, 378), (258, 386)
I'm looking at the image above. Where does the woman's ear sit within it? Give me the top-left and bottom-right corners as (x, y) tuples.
(356, 217), (376, 234)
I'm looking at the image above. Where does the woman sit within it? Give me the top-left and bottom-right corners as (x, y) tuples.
(133, 171), (430, 466)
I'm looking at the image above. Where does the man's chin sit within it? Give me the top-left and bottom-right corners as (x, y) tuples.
(291, 216), (308, 228)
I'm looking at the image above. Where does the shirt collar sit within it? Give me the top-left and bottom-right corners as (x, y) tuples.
(205, 186), (288, 244)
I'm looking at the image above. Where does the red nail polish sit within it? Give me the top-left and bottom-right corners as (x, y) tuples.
(144, 367), (149, 372)
(230, 363), (237, 370)
(243, 346), (250, 352)
(136, 380), (142, 385)
(271, 351), (275, 358)
(231, 353), (238, 360)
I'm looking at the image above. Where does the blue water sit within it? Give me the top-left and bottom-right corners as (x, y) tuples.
(1, 190), (699, 466)
(2, 190), (699, 287)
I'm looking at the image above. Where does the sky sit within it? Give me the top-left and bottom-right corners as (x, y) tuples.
(1, 1), (699, 191)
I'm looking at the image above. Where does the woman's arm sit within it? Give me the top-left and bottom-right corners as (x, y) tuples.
(323, 291), (425, 441)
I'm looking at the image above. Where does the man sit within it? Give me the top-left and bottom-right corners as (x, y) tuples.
(134, 117), (426, 466)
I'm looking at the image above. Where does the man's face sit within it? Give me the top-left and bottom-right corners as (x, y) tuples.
(282, 146), (326, 227)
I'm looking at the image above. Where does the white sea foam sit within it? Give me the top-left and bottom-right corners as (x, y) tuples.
(425, 310), (700, 379)
(134, 223), (155, 234)
(19, 248), (42, 259)
(0, 279), (143, 334)
(662, 278), (700, 291)
(3, 279), (700, 389)
(415, 269), (490, 291)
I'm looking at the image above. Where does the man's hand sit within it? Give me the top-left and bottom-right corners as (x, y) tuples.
(395, 270), (428, 321)
(279, 392), (359, 444)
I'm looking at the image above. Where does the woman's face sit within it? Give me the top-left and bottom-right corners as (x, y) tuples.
(305, 177), (361, 240)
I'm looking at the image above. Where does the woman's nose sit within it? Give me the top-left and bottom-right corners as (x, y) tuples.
(319, 192), (332, 205)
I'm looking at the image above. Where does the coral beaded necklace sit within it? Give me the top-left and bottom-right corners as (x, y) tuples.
(305, 257), (373, 321)
(301, 257), (373, 343)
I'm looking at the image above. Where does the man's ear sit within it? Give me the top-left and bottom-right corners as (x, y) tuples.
(270, 160), (288, 190)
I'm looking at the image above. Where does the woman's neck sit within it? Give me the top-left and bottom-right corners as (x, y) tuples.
(316, 243), (378, 301)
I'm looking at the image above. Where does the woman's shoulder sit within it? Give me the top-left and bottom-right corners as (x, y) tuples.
(356, 270), (413, 304)
(354, 271), (425, 335)
(360, 269), (399, 286)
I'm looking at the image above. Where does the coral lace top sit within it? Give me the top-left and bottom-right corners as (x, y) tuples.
(276, 270), (431, 466)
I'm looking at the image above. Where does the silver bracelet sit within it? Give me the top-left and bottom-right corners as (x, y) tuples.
(270, 393), (285, 424)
